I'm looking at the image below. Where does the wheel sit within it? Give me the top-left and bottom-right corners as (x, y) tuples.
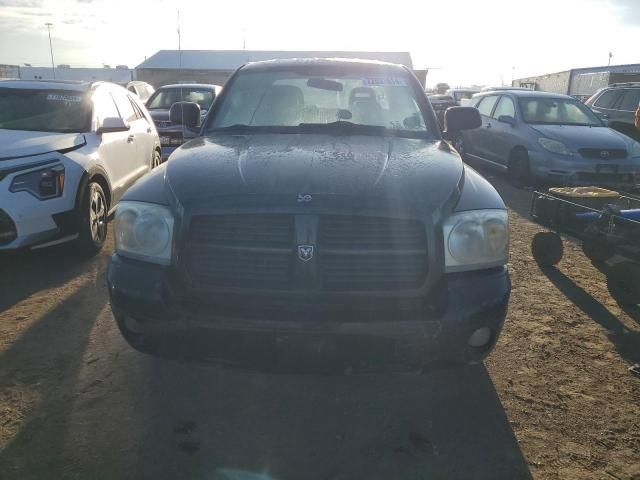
(531, 231), (563, 266)
(607, 262), (640, 305)
(582, 233), (614, 263)
(77, 181), (108, 255)
(151, 149), (162, 169)
(508, 150), (531, 187)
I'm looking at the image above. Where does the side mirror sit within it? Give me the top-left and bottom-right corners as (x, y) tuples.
(443, 106), (482, 135)
(97, 117), (129, 135)
(497, 115), (516, 126)
(170, 102), (201, 128)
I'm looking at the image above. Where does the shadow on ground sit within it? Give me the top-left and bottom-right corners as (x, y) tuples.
(36, 356), (533, 480)
(0, 255), (108, 477)
(541, 265), (640, 366)
(0, 243), (103, 313)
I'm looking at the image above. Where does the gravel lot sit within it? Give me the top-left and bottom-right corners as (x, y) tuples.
(0, 170), (638, 480)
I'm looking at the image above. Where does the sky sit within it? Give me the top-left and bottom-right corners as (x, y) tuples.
(1, 0), (639, 87)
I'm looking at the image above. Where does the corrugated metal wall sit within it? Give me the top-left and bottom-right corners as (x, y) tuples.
(135, 69), (232, 88)
(513, 71), (571, 94)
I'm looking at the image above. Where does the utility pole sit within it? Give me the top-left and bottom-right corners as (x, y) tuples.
(45, 22), (55, 79)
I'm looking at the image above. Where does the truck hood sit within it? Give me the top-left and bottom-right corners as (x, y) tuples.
(529, 124), (631, 150)
(165, 133), (464, 211)
(0, 130), (86, 161)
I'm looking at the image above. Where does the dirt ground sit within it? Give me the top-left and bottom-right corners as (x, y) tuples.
(0, 172), (639, 480)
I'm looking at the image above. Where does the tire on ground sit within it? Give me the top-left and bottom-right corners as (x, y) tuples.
(582, 233), (614, 263)
(607, 262), (640, 305)
(508, 149), (531, 188)
(76, 181), (108, 255)
(531, 231), (564, 266)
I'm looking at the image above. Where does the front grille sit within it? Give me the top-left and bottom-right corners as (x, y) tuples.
(0, 209), (17, 245)
(185, 215), (293, 289)
(576, 172), (636, 184)
(183, 214), (428, 292)
(319, 216), (428, 291)
(579, 148), (627, 160)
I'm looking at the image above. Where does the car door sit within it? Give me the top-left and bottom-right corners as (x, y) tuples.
(612, 88), (640, 140)
(590, 88), (623, 124)
(466, 95), (499, 160)
(128, 93), (156, 169)
(93, 88), (135, 202)
(111, 89), (150, 181)
(484, 95), (518, 166)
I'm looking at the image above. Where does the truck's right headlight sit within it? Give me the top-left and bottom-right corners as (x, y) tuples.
(114, 201), (174, 265)
(443, 209), (509, 272)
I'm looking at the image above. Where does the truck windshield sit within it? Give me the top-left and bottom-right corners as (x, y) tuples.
(208, 67), (430, 138)
(519, 97), (603, 126)
(147, 87), (215, 111)
(0, 88), (91, 133)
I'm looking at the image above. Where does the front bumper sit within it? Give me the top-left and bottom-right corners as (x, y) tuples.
(108, 254), (511, 369)
(0, 157), (82, 250)
(529, 151), (640, 189)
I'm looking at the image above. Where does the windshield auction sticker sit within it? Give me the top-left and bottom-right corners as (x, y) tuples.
(363, 77), (407, 87)
(46, 94), (82, 102)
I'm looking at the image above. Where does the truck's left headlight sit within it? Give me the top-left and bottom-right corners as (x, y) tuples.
(114, 201), (174, 265)
(443, 209), (509, 272)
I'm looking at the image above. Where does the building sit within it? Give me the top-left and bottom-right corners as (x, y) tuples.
(18, 66), (133, 84)
(135, 50), (424, 87)
(0, 64), (20, 79)
(513, 63), (640, 99)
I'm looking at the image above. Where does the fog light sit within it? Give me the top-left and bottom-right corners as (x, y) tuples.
(468, 327), (492, 348)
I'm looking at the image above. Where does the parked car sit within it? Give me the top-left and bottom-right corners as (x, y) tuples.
(586, 82), (640, 141)
(427, 94), (456, 130)
(108, 58), (511, 370)
(0, 80), (160, 253)
(145, 83), (222, 159)
(455, 90), (640, 189)
(126, 81), (155, 103)
(446, 88), (480, 106)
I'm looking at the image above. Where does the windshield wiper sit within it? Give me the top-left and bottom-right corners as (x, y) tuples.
(298, 121), (388, 134)
(209, 124), (256, 132)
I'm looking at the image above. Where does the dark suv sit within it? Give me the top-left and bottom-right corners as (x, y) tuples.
(107, 58), (510, 371)
(586, 83), (640, 141)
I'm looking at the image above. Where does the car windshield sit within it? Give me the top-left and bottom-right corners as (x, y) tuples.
(208, 67), (430, 138)
(453, 91), (477, 101)
(518, 97), (603, 126)
(0, 88), (91, 133)
(147, 87), (214, 111)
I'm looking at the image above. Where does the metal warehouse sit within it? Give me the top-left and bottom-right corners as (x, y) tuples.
(135, 50), (425, 87)
(513, 63), (640, 98)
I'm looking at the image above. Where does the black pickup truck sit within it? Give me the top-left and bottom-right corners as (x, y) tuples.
(107, 58), (510, 371)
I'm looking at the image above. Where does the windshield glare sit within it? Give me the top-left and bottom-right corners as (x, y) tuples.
(519, 97), (602, 126)
(209, 69), (429, 136)
(0, 88), (91, 133)
(147, 87), (214, 111)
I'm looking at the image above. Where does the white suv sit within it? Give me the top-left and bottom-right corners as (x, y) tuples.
(0, 80), (161, 254)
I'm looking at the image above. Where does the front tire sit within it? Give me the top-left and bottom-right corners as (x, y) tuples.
(77, 181), (108, 255)
(582, 233), (614, 263)
(508, 150), (531, 188)
(607, 262), (640, 305)
(151, 149), (162, 169)
(532, 231), (563, 266)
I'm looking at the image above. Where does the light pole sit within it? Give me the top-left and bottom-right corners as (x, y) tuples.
(45, 22), (55, 79)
